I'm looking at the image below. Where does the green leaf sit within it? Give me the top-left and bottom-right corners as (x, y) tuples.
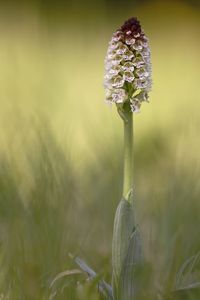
(74, 256), (97, 278)
(170, 284), (200, 300)
(112, 195), (136, 299)
(50, 256), (113, 299)
(119, 226), (143, 300)
(74, 256), (113, 300)
(164, 252), (200, 299)
(175, 252), (200, 290)
(50, 269), (83, 288)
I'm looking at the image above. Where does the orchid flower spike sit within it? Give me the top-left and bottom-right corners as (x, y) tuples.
(104, 17), (152, 113)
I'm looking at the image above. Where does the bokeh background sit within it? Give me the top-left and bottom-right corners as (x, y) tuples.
(0, 0), (200, 299)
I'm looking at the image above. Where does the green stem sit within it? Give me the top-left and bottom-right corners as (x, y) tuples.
(122, 108), (133, 200)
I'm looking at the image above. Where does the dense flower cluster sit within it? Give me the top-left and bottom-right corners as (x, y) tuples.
(104, 17), (152, 113)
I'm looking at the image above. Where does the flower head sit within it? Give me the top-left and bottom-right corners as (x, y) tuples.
(104, 17), (152, 113)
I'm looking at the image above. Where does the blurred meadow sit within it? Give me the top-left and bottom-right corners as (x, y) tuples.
(0, 0), (200, 299)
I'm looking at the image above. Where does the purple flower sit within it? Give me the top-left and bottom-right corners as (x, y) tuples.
(104, 17), (152, 113)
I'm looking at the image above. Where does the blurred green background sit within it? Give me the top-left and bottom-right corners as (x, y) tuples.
(0, 0), (200, 299)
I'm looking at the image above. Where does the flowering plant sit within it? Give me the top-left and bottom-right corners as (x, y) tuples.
(50, 17), (200, 300)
